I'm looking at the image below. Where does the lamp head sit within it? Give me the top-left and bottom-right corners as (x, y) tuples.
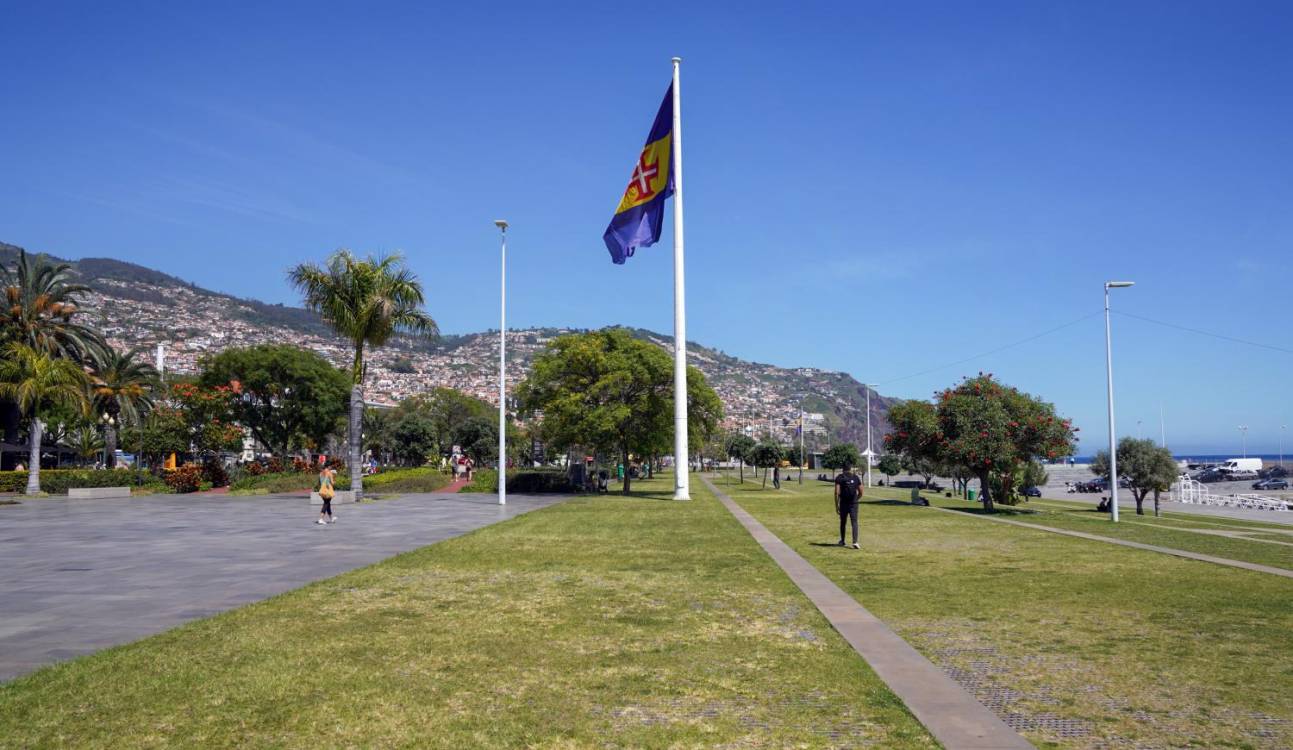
(1105, 281), (1135, 289)
(493, 220), (508, 231)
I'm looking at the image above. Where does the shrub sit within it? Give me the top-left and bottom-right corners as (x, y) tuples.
(461, 469), (574, 494)
(229, 470), (350, 495)
(164, 465), (204, 493)
(0, 469), (150, 494)
(244, 461), (266, 476)
(363, 467), (452, 494)
(201, 459), (229, 488)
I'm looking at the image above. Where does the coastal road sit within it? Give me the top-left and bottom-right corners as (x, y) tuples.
(0, 491), (566, 682)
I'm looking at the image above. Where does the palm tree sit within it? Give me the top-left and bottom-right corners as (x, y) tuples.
(0, 343), (90, 493)
(0, 249), (105, 360)
(69, 425), (105, 466)
(1, 249), (105, 454)
(89, 346), (159, 467)
(288, 250), (436, 500)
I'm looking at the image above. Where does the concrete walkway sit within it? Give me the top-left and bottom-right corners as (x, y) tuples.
(0, 491), (565, 682)
(701, 477), (1033, 750)
(930, 506), (1293, 579)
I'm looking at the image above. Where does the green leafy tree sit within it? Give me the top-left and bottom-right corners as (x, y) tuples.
(163, 381), (245, 459)
(0, 343), (89, 493)
(884, 399), (942, 487)
(198, 344), (349, 458)
(1091, 437), (1179, 516)
(749, 441), (783, 488)
(288, 250), (437, 501)
(516, 328), (720, 493)
(877, 453), (903, 485)
(936, 374), (1076, 512)
(686, 368), (724, 473)
(1020, 460), (1048, 491)
(822, 443), (862, 476)
(120, 406), (190, 468)
(725, 433), (756, 483)
(388, 411), (439, 466)
(89, 346), (159, 465)
(421, 388), (495, 454)
(453, 416), (498, 465)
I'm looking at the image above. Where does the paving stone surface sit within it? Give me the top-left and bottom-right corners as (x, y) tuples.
(0, 491), (565, 682)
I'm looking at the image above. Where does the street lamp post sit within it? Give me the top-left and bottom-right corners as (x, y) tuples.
(1281, 425), (1287, 468)
(864, 383), (876, 488)
(1238, 425), (1248, 459)
(494, 220), (508, 506)
(799, 403), (805, 485)
(1104, 280), (1134, 523)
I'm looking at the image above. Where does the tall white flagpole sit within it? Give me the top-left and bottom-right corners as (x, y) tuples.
(495, 220), (508, 506)
(671, 56), (690, 501)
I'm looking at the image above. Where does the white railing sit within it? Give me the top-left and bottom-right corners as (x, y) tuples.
(1171, 474), (1289, 512)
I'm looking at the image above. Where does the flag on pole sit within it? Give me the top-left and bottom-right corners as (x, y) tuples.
(603, 84), (674, 264)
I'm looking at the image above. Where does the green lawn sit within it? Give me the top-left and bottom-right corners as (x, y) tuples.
(718, 475), (1293, 749)
(0, 475), (934, 749)
(938, 494), (1293, 570)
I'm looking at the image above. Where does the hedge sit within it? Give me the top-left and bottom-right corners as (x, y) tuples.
(462, 469), (576, 494)
(0, 469), (161, 494)
(363, 467), (452, 494)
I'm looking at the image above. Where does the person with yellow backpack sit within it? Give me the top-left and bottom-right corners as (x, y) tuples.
(316, 465), (337, 525)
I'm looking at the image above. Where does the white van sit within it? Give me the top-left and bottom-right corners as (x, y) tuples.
(1220, 458), (1263, 474)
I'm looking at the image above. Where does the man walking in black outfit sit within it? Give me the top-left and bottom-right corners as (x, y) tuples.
(834, 463), (863, 549)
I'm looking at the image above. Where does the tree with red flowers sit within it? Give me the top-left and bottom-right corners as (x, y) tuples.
(936, 374), (1076, 512)
(884, 399), (942, 488)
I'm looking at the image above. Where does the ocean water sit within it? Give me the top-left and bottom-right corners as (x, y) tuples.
(1067, 454), (1287, 464)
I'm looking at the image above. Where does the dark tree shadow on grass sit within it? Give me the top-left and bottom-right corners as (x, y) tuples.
(946, 506), (1040, 517)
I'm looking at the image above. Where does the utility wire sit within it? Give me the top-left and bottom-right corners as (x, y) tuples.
(1112, 310), (1293, 356)
(877, 311), (1104, 386)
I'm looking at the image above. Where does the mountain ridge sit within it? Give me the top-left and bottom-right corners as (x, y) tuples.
(1, 241), (893, 447)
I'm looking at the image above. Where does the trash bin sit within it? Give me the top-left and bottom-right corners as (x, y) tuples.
(967, 489), (977, 501)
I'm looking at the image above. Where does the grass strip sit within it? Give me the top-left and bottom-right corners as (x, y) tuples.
(938, 496), (1293, 570)
(0, 475), (934, 749)
(722, 475), (1293, 750)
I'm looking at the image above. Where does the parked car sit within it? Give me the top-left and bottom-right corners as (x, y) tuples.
(1022, 486), (1042, 497)
(1253, 478), (1289, 491)
(1259, 466), (1289, 479)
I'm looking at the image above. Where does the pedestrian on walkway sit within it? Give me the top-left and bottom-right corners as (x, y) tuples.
(316, 465), (336, 525)
(834, 463), (862, 549)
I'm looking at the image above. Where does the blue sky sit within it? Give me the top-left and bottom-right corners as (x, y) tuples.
(3, 1), (1291, 455)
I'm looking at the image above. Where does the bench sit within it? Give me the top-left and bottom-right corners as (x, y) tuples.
(310, 490), (356, 505)
(68, 486), (132, 499)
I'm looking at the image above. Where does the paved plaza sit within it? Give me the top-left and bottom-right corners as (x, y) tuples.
(0, 491), (566, 682)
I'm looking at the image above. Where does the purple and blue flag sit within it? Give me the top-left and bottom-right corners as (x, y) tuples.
(604, 84), (674, 264)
